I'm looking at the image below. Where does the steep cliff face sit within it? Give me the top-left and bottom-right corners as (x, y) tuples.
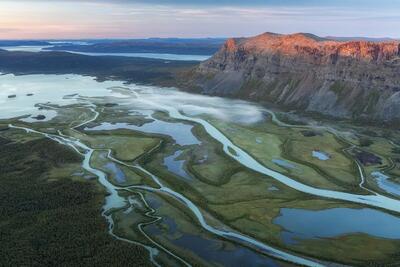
(185, 32), (400, 123)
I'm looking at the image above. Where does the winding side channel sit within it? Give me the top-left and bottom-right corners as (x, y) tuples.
(9, 117), (325, 266)
(131, 89), (400, 214)
(8, 86), (400, 266)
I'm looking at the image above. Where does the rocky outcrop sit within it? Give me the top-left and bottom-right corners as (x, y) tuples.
(183, 32), (400, 123)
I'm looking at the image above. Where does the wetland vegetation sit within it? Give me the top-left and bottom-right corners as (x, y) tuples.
(1, 73), (400, 266)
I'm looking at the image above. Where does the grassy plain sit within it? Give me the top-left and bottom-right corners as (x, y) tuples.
(208, 117), (361, 192)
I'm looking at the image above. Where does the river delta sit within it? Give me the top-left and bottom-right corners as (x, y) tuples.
(1, 73), (400, 266)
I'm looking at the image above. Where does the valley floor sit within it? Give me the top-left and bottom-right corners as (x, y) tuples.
(1, 73), (400, 266)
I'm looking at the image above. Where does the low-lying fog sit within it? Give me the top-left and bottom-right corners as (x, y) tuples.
(0, 73), (265, 124)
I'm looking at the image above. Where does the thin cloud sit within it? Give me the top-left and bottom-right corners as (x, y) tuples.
(0, 1), (399, 39)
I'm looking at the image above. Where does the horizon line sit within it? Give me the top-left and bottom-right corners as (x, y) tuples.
(0, 33), (399, 41)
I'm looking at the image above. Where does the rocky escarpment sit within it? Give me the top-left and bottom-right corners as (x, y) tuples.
(183, 32), (400, 123)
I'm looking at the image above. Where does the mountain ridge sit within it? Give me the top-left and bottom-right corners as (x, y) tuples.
(220, 32), (400, 62)
(181, 32), (400, 124)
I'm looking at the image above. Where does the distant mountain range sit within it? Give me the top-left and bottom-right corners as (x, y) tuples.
(0, 40), (51, 46)
(326, 36), (398, 42)
(181, 32), (400, 124)
(44, 38), (225, 55)
(0, 38), (226, 55)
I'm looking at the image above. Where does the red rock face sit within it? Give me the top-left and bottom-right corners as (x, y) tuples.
(224, 38), (237, 53)
(224, 33), (400, 64)
(188, 32), (400, 123)
(336, 41), (399, 62)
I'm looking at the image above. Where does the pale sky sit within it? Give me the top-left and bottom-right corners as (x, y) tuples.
(1, 0), (400, 39)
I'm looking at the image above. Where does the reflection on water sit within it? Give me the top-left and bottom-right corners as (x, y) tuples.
(371, 171), (400, 197)
(147, 216), (281, 267)
(163, 151), (192, 180)
(274, 208), (400, 245)
(85, 121), (200, 146)
(312, 151), (330, 161)
(19, 109), (58, 123)
(0, 74), (127, 119)
(104, 162), (126, 183)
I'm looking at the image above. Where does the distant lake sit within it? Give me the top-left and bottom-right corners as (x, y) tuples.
(0, 45), (52, 52)
(0, 46), (211, 61)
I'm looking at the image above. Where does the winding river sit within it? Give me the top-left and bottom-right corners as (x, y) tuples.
(128, 88), (400, 213)
(9, 116), (324, 267)
(4, 73), (400, 266)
